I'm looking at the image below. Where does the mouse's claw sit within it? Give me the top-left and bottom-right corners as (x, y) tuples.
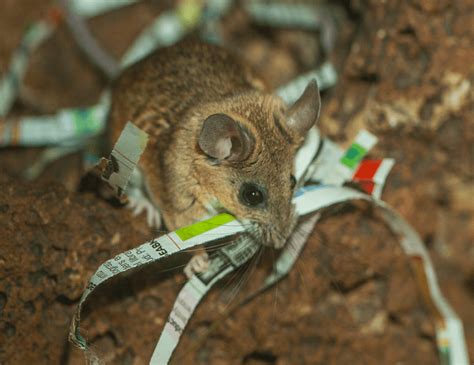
(126, 188), (162, 229)
(184, 252), (210, 279)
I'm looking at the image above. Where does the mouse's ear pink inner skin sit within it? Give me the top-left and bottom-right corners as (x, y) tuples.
(286, 79), (321, 138)
(198, 113), (255, 162)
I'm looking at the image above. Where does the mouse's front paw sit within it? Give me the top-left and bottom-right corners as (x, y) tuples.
(184, 252), (210, 279)
(126, 194), (162, 229)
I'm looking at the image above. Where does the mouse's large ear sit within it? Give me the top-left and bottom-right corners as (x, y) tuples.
(286, 79), (321, 138)
(198, 113), (255, 162)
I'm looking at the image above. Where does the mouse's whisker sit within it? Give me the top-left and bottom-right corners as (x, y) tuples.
(271, 248), (280, 327)
(218, 239), (262, 308)
(219, 242), (263, 310)
(216, 238), (256, 302)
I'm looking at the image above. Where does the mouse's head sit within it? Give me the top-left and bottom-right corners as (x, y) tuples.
(195, 80), (321, 248)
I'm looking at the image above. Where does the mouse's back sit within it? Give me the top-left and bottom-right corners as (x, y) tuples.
(108, 40), (263, 144)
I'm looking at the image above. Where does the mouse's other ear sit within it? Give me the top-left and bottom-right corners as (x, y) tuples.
(286, 79), (321, 138)
(199, 113), (255, 162)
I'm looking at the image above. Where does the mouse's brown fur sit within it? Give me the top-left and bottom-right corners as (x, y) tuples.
(109, 40), (320, 248)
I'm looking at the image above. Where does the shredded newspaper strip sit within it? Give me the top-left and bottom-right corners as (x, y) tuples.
(352, 158), (395, 198)
(70, 185), (469, 365)
(0, 0), (201, 147)
(277, 63), (338, 105)
(308, 130), (378, 186)
(246, 0), (337, 54)
(0, 15), (58, 117)
(69, 213), (245, 357)
(0, 0), (337, 149)
(150, 236), (260, 363)
(0, 0), (140, 118)
(0, 1), (467, 364)
(121, 0), (204, 67)
(0, 95), (109, 147)
(69, 122), (468, 365)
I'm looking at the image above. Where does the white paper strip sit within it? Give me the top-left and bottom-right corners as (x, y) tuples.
(0, 21), (55, 116)
(69, 213), (246, 354)
(276, 63), (338, 105)
(150, 237), (259, 364)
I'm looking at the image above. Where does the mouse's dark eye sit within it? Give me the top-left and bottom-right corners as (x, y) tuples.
(239, 183), (266, 207)
(290, 175), (297, 189)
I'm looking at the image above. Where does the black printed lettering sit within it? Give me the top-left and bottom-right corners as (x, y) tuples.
(135, 247), (146, 255)
(150, 239), (168, 256)
(167, 317), (182, 334)
(104, 261), (119, 274)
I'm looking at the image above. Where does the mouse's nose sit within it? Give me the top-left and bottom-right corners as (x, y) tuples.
(272, 207), (297, 248)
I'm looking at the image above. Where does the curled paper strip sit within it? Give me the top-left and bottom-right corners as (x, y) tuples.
(70, 184), (470, 365)
(150, 236), (260, 363)
(291, 186), (469, 365)
(0, 0), (135, 118)
(252, 137), (387, 305)
(0, 0), (203, 148)
(352, 158), (395, 198)
(59, 0), (120, 78)
(147, 130), (466, 364)
(68, 185), (341, 363)
(0, 19), (57, 117)
(69, 213), (245, 357)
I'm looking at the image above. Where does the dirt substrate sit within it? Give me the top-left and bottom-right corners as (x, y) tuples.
(0, 1), (473, 364)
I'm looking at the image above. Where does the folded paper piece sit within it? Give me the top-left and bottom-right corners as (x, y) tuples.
(352, 158), (395, 198)
(98, 121), (148, 199)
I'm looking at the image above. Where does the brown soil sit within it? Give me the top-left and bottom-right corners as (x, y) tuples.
(0, 1), (472, 364)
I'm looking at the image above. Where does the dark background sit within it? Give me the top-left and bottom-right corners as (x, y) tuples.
(0, 1), (472, 364)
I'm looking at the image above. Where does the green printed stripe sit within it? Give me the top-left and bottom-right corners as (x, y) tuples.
(175, 213), (235, 241)
(73, 108), (101, 135)
(438, 345), (450, 365)
(340, 143), (367, 169)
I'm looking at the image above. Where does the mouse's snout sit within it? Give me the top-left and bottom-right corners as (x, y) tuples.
(257, 205), (298, 249)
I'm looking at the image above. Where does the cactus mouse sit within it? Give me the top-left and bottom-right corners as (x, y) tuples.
(108, 40), (321, 275)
